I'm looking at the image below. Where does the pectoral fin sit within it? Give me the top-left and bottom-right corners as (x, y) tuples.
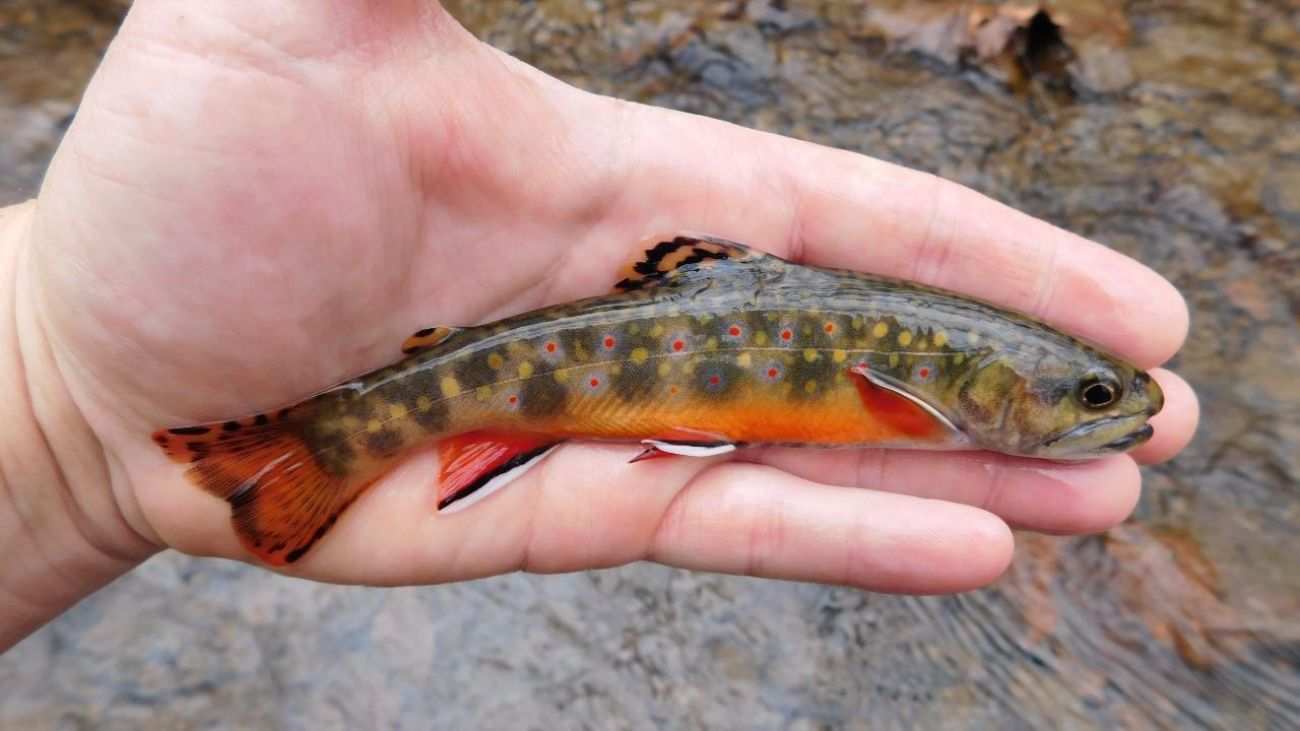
(848, 365), (963, 440)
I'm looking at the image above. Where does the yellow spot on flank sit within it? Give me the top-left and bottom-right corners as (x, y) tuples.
(804, 379), (819, 394)
(737, 352), (753, 368)
(889, 353), (900, 368)
(440, 376), (461, 398)
(475, 386), (492, 402)
(554, 369), (570, 383)
(683, 360), (697, 375)
(704, 337), (719, 352)
(416, 396), (432, 412)
(388, 404), (407, 419)
(803, 348), (819, 363)
(933, 331), (949, 347)
(954, 353), (966, 365)
(697, 314), (713, 325)
(650, 323), (665, 337)
(627, 323), (641, 336)
(657, 362), (673, 377)
(611, 364), (623, 376)
(915, 337), (928, 350)
(367, 419), (382, 434)
(517, 361), (534, 379)
(898, 330), (913, 346)
(832, 349), (848, 364)
(574, 342), (590, 362)
(630, 347), (649, 365)
(872, 321), (889, 338)
(487, 352), (504, 370)
(754, 332), (769, 346)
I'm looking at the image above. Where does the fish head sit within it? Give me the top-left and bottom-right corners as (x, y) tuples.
(951, 340), (1163, 460)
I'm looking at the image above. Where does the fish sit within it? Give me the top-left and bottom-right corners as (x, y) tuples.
(152, 235), (1163, 565)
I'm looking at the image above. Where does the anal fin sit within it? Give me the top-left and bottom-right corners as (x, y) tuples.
(436, 431), (561, 512)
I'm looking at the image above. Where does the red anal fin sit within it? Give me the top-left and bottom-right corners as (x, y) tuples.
(437, 431), (560, 511)
(848, 365), (952, 439)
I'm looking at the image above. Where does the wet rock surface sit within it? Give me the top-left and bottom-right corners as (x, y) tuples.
(2, 1), (1298, 728)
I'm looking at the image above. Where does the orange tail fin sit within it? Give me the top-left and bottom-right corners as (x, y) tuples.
(152, 409), (370, 566)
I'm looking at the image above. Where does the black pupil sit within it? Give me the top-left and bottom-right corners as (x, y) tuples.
(1083, 383), (1115, 407)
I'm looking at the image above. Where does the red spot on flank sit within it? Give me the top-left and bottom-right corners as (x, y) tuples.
(766, 367), (779, 378)
(589, 377), (601, 388)
(708, 374), (721, 385)
(919, 367), (931, 378)
(672, 339), (685, 352)
(728, 325), (742, 337)
(507, 395), (519, 405)
(669, 385), (680, 395)
(780, 329), (793, 341)
(545, 341), (557, 353)
(602, 336), (616, 349)
(824, 322), (836, 334)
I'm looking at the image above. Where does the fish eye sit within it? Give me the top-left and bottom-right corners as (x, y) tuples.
(1077, 376), (1120, 409)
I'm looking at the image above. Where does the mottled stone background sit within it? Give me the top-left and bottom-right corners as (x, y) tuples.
(2, 1), (1297, 729)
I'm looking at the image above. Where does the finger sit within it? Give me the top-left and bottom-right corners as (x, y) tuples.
(622, 107), (1187, 369)
(648, 461), (1014, 594)
(748, 448), (1141, 536)
(786, 149), (1188, 368)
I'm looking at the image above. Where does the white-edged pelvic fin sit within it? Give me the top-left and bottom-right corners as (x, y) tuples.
(438, 445), (559, 514)
(850, 365), (965, 438)
(639, 439), (737, 458)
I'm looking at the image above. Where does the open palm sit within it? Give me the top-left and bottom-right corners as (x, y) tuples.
(26, 2), (1196, 593)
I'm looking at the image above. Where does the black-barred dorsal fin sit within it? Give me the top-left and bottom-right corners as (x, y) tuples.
(613, 235), (771, 292)
(401, 325), (463, 355)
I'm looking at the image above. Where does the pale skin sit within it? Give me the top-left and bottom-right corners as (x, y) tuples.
(0, 1), (1198, 651)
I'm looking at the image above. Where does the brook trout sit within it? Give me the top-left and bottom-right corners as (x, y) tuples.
(153, 236), (1162, 565)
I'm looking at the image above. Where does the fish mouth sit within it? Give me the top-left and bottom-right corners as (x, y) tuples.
(1042, 413), (1155, 457)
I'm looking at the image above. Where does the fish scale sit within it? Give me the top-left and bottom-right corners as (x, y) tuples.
(152, 235), (1162, 565)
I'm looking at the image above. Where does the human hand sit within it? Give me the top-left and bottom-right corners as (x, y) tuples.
(2, 1), (1197, 646)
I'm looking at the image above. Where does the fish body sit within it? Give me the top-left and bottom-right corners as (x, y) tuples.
(153, 236), (1162, 564)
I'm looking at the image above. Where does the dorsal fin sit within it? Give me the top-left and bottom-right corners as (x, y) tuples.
(401, 325), (463, 355)
(613, 235), (770, 292)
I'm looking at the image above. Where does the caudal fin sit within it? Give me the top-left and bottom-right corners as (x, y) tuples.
(152, 409), (370, 566)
